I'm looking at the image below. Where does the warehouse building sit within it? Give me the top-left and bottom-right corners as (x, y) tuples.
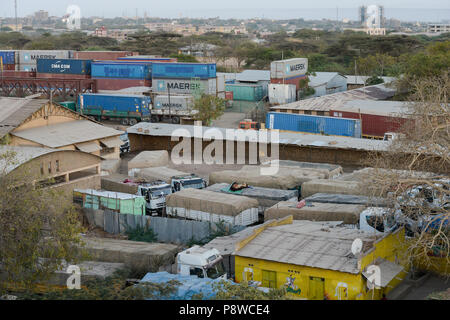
(0, 97), (123, 159)
(0, 145), (101, 192)
(233, 216), (409, 300)
(307, 72), (347, 98)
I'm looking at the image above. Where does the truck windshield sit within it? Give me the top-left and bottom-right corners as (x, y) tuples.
(181, 179), (205, 189)
(150, 187), (172, 198)
(206, 260), (226, 279)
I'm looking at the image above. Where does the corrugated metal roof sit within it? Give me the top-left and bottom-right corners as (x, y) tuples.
(0, 145), (61, 174)
(308, 72), (345, 87)
(126, 122), (390, 152)
(11, 120), (122, 148)
(270, 83), (397, 112)
(236, 220), (379, 274)
(0, 98), (48, 137)
(336, 100), (413, 117)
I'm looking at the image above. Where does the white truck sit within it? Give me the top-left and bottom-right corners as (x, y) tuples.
(136, 180), (173, 215)
(359, 207), (399, 234)
(176, 245), (227, 280)
(171, 174), (207, 192)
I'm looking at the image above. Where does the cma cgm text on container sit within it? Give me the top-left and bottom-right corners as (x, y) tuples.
(266, 112), (362, 138)
(37, 59), (92, 75)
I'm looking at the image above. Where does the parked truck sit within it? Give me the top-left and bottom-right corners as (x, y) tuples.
(150, 94), (197, 124)
(77, 93), (151, 125)
(135, 180), (173, 215)
(176, 245), (227, 280)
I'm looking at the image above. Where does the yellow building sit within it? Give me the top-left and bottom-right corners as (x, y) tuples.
(234, 217), (409, 300)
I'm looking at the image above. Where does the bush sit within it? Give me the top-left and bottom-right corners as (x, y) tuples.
(125, 225), (158, 243)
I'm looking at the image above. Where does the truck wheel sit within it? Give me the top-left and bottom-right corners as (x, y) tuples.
(151, 115), (159, 123)
(121, 118), (129, 126)
(129, 118), (137, 126)
(171, 116), (180, 124)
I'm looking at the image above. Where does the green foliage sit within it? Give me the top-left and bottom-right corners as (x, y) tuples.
(125, 225), (158, 243)
(192, 94), (226, 126)
(365, 76), (384, 86)
(11, 269), (181, 300)
(212, 280), (293, 300)
(169, 54), (198, 62)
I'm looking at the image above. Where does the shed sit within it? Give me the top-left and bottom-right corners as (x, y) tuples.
(307, 72), (347, 97)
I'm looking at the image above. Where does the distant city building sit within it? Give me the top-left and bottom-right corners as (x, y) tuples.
(358, 5), (367, 26)
(359, 4), (384, 28)
(34, 10), (49, 21)
(179, 43), (218, 57)
(427, 24), (450, 33)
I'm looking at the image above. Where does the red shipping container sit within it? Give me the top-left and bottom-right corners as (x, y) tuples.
(225, 91), (234, 100)
(330, 110), (412, 138)
(36, 73), (91, 80)
(270, 74), (307, 91)
(94, 78), (151, 90)
(0, 70), (36, 78)
(73, 51), (137, 60)
(3, 64), (15, 71)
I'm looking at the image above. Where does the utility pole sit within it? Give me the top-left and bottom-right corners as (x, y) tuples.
(15, 0), (18, 31)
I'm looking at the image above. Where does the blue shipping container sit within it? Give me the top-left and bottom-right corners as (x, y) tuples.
(37, 58), (92, 75)
(0, 51), (15, 65)
(152, 62), (216, 79)
(91, 62), (152, 79)
(266, 112), (362, 138)
(78, 93), (151, 120)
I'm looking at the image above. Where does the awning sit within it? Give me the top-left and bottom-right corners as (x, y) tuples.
(75, 141), (102, 153)
(362, 258), (404, 288)
(100, 136), (123, 148)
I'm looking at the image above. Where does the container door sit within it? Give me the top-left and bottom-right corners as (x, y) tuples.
(308, 277), (325, 300)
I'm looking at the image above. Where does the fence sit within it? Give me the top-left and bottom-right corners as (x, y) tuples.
(83, 208), (245, 244)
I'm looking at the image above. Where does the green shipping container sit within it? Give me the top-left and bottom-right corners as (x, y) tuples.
(59, 101), (76, 111)
(225, 83), (264, 102)
(74, 189), (146, 215)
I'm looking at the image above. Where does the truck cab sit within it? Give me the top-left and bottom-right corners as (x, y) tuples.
(171, 174), (207, 193)
(239, 119), (260, 130)
(176, 246), (227, 280)
(359, 207), (399, 234)
(137, 180), (173, 215)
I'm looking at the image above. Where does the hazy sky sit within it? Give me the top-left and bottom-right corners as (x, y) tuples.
(2, 0), (450, 20)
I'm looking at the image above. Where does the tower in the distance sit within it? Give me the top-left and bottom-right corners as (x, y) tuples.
(358, 5), (367, 26)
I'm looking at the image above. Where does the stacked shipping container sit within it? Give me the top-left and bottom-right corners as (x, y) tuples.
(270, 58), (308, 92)
(91, 61), (152, 90)
(266, 112), (362, 138)
(73, 51), (137, 60)
(36, 58), (92, 79)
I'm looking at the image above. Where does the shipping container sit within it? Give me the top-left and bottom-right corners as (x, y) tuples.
(153, 94), (194, 111)
(270, 74), (307, 91)
(17, 50), (71, 65)
(330, 110), (410, 138)
(36, 73), (91, 80)
(78, 93), (151, 125)
(268, 83), (297, 105)
(18, 64), (36, 72)
(270, 58), (308, 79)
(117, 56), (177, 62)
(95, 78), (151, 90)
(266, 112), (362, 138)
(73, 51), (137, 60)
(37, 58), (92, 75)
(59, 101), (77, 111)
(225, 83), (264, 102)
(0, 51), (15, 65)
(92, 62), (152, 79)
(152, 78), (216, 95)
(1, 64), (16, 71)
(0, 70), (35, 78)
(152, 62), (216, 79)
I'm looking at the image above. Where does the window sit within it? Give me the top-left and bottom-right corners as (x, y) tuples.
(48, 162), (52, 174)
(40, 163), (44, 175)
(190, 267), (204, 278)
(55, 160), (60, 172)
(304, 110), (312, 115)
(262, 270), (277, 289)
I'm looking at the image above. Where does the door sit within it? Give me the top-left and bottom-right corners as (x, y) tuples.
(308, 277), (325, 300)
(262, 270), (277, 289)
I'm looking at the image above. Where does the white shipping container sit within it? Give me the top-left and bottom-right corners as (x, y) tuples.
(152, 78), (216, 95)
(268, 83), (297, 105)
(17, 50), (71, 65)
(153, 94), (194, 111)
(270, 58), (308, 79)
(217, 74), (225, 93)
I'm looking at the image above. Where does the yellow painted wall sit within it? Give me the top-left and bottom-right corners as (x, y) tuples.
(235, 227), (410, 300)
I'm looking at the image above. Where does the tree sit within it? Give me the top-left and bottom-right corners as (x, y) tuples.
(212, 281), (294, 300)
(363, 72), (449, 276)
(192, 94), (225, 126)
(0, 150), (86, 294)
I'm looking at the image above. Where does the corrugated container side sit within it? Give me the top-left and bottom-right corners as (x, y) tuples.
(92, 62), (151, 79)
(1, 64), (16, 71)
(225, 84), (264, 102)
(270, 74), (307, 90)
(36, 59), (92, 75)
(266, 112), (361, 138)
(153, 95), (194, 110)
(330, 110), (410, 138)
(117, 57), (177, 62)
(268, 83), (296, 105)
(73, 51), (136, 60)
(152, 62), (216, 79)
(95, 79), (151, 90)
(36, 73), (91, 80)
(0, 70), (35, 78)
(0, 51), (15, 64)
(79, 94), (151, 117)
(270, 58), (308, 79)
(152, 78), (215, 95)
(18, 50), (71, 65)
